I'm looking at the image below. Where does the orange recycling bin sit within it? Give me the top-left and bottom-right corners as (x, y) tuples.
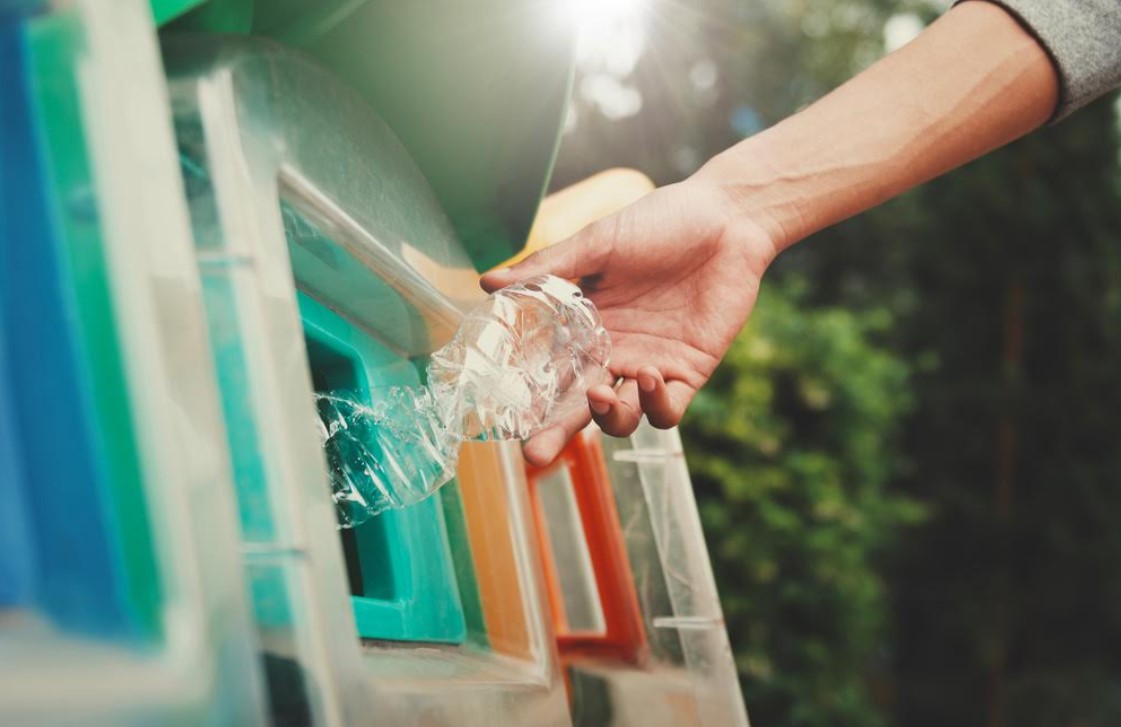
(526, 430), (647, 664)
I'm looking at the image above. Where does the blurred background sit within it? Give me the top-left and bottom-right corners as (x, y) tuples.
(553, 1), (1121, 725)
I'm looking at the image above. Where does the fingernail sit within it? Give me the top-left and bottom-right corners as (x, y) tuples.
(639, 374), (656, 393)
(590, 400), (610, 415)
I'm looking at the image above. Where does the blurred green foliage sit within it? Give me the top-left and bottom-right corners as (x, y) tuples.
(555, 0), (1121, 725)
(683, 279), (925, 727)
(853, 95), (1121, 727)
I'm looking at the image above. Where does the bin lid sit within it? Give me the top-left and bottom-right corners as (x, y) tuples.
(165, 0), (575, 272)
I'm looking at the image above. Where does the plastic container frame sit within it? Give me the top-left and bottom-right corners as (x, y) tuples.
(165, 33), (570, 724)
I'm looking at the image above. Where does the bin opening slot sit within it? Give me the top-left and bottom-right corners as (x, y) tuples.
(292, 208), (466, 644)
(302, 330), (397, 602)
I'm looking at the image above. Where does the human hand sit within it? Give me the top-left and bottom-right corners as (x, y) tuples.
(481, 179), (778, 466)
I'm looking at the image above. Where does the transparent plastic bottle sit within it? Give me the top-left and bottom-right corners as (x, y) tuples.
(315, 387), (460, 528)
(315, 275), (611, 528)
(427, 275), (612, 441)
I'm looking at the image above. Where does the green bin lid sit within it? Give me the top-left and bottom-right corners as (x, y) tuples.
(163, 0), (575, 271)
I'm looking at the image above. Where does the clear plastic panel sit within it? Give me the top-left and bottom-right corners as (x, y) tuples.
(594, 422), (750, 727)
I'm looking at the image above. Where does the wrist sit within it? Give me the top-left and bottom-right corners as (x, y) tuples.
(676, 173), (782, 279)
(687, 140), (801, 259)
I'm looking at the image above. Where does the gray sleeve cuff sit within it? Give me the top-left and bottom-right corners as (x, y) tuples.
(953, 0), (1121, 122)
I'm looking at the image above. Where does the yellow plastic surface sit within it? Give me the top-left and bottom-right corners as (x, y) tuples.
(498, 168), (655, 269)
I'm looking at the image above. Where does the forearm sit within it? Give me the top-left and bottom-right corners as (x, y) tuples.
(693, 0), (1059, 253)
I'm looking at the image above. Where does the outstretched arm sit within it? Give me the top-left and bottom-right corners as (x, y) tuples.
(695, 0), (1059, 248)
(483, 0), (1061, 466)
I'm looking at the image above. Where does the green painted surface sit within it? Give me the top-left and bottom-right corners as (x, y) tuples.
(26, 10), (163, 640)
(162, 0), (575, 271)
(158, 0), (251, 32)
(149, 0), (209, 27)
(280, 0), (574, 270)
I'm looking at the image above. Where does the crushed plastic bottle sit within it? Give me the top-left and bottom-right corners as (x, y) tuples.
(315, 388), (460, 528)
(428, 275), (612, 440)
(314, 275), (611, 528)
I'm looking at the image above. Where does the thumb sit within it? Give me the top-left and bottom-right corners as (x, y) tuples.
(480, 221), (613, 293)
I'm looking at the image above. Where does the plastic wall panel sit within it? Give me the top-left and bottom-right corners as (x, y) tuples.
(0, 1), (267, 724)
